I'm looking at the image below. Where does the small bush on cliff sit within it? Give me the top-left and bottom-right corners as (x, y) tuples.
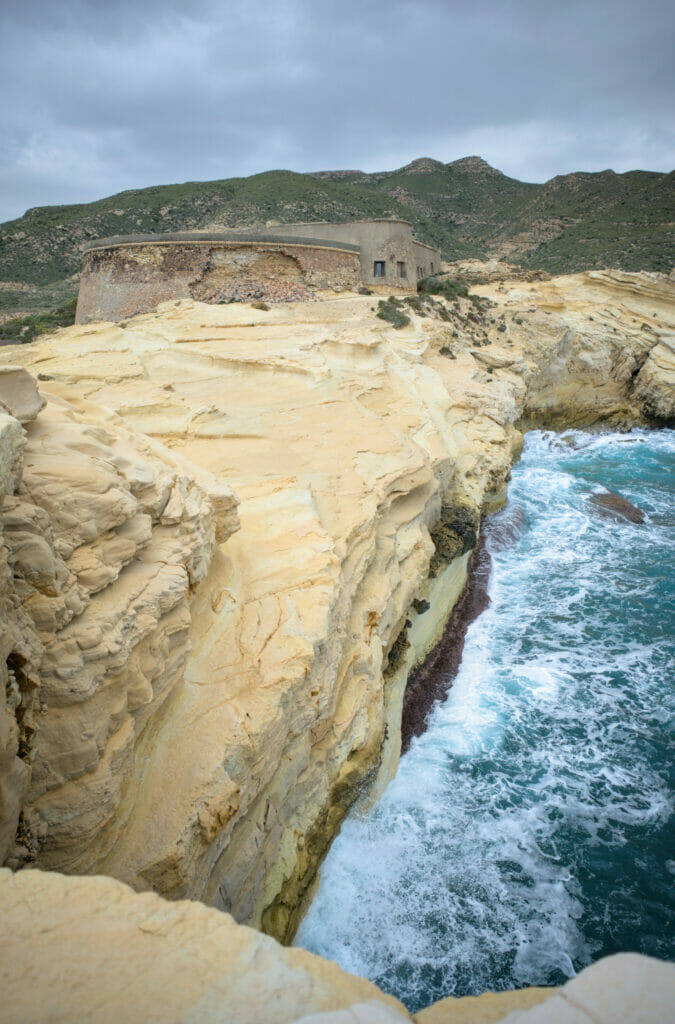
(429, 503), (479, 576)
(418, 275), (469, 301)
(376, 298), (410, 329)
(403, 295), (427, 316)
(429, 298), (452, 322)
(0, 296), (78, 346)
(384, 626), (410, 675)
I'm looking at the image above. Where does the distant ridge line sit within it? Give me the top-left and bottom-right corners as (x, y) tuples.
(0, 155), (671, 318)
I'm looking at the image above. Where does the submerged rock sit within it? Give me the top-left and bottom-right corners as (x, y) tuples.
(487, 501), (526, 550)
(588, 490), (645, 524)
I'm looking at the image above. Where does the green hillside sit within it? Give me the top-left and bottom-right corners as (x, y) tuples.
(0, 156), (672, 317)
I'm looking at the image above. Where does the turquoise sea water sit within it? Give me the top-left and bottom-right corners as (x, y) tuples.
(296, 429), (675, 1013)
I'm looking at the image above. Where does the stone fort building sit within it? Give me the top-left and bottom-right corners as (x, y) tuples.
(75, 219), (441, 323)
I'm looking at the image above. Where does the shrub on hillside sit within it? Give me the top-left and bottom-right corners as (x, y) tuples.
(418, 275), (469, 300)
(376, 297), (411, 329)
(0, 297), (78, 346)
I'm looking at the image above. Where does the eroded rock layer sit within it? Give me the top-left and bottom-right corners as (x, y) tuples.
(1, 867), (673, 1024)
(0, 374), (238, 871)
(0, 269), (672, 947)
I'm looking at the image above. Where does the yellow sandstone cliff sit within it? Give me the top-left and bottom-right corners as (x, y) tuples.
(0, 269), (672, 960)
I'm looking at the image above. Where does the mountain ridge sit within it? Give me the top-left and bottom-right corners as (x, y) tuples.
(0, 156), (672, 317)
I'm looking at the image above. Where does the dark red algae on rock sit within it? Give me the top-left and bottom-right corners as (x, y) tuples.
(401, 534), (492, 753)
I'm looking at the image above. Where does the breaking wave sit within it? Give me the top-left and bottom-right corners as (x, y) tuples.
(296, 429), (675, 1012)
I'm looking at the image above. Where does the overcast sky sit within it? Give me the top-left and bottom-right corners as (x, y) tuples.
(1, 0), (673, 223)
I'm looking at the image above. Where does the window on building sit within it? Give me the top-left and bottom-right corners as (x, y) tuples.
(374, 261), (386, 277)
(430, 262), (434, 274)
(397, 261), (407, 278)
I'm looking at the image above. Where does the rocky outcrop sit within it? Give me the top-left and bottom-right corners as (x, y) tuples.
(0, 366), (46, 422)
(588, 490), (645, 524)
(0, 397), (39, 865)
(0, 867), (410, 1024)
(441, 258), (551, 284)
(0, 381), (238, 870)
(0, 295), (520, 938)
(0, 268), (672, 951)
(482, 269), (674, 427)
(1, 867), (673, 1024)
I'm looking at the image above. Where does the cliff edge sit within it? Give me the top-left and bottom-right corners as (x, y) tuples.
(1, 867), (673, 1023)
(0, 269), (672, 952)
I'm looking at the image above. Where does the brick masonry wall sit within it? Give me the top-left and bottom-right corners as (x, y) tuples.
(264, 221), (442, 287)
(76, 241), (362, 323)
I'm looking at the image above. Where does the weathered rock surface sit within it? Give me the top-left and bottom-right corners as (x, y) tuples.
(441, 258), (551, 284)
(0, 387), (238, 870)
(0, 296), (521, 938)
(0, 867), (410, 1024)
(479, 269), (674, 428)
(493, 953), (675, 1024)
(1, 867), (673, 1024)
(0, 268), (672, 951)
(414, 953), (675, 1023)
(0, 410), (33, 864)
(414, 986), (553, 1023)
(0, 365), (45, 422)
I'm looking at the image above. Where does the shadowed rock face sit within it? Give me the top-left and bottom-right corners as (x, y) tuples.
(401, 534), (491, 752)
(0, 268), (672, 950)
(588, 491), (646, 524)
(428, 503), (479, 576)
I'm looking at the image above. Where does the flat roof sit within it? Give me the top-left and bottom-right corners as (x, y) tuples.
(270, 219), (439, 252)
(83, 231), (360, 254)
(276, 218), (413, 228)
(411, 239), (440, 253)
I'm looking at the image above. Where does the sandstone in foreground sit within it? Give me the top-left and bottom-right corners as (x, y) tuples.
(0, 867), (409, 1024)
(1, 867), (673, 1024)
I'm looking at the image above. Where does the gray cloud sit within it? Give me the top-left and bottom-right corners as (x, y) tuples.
(1, 0), (673, 222)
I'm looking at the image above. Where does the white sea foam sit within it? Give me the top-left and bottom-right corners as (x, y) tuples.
(296, 430), (675, 1011)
